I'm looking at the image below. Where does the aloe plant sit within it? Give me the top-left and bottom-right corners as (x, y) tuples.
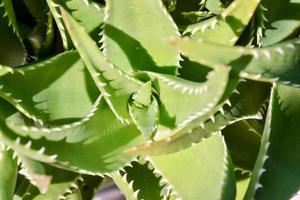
(0, 0), (299, 199)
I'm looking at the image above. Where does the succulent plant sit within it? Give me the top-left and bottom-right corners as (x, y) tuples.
(0, 0), (299, 199)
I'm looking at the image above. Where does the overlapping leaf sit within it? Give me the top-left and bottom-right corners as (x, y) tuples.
(102, 0), (181, 74)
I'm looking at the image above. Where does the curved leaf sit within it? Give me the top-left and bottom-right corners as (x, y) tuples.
(61, 8), (143, 124)
(261, 0), (300, 46)
(245, 85), (300, 199)
(0, 98), (145, 174)
(0, 51), (98, 124)
(185, 0), (260, 45)
(174, 37), (300, 86)
(127, 80), (268, 156)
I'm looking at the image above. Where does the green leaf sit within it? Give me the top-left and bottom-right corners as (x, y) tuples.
(0, 98), (145, 174)
(25, 166), (81, 200)
(205, 0), (225, 14)
(245, 84), (300, 199)
(19, 156), (52, 194)
(261, 0), (300, 46)
(132, 81), (152, 107)
(46, 0), (104, 49)
(185, 0), (260, 45)
(147, 65), (230, 129)
(111, 171), (138, 200)
(0, 146), (18, 200)
(61, 8), (143, 124)
(129, 99), (159, 139)
(57, 0), (103, 39)
(127, 80), (268, 156)
(147, 134), (236, 200)
(0, 51), (98, 124)
(235, 171), (251, 200)
(174, 37), (300, 86)
(102, 0), (181, 74)
(117, 161), (164, 200)
(46, 0), (73, 49)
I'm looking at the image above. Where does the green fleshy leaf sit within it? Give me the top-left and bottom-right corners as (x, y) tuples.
(0, 98), (145, 173)
(47, 0), (104, 49)
(0, 146), (18, 200)
(185, 0), (260, 45)
(22, 166), (80, 200)
(129, 99), (159, 139)
(58, 0), (103, 39)
(147, 65), (229, 128)
(46, 0), (73, 49)
(261, 0), (300, 46)
(182, 11), (213, 24)
(132, 81), (152, 107)
(61, 8), (144, 124)
(0, 51), (98, 124)
(19, 156), (52, 194)
(119, 161), (163, 200)
(102, 0), (180, 74)
(235, 171), (251, 200)
(245, 85), (300, 199)
(111, 171), (138, 200)
(147, 134), (236, 200)
(127, 80), (268, 156)
(174, 37), (300, 86)
(205, 0), (225, 14)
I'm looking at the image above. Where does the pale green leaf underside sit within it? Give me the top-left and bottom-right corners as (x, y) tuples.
(261, 0), (300, 46)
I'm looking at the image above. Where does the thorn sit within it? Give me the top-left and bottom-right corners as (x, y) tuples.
(15, 137), (21, 144)
(128, 181), (134, 189)
(219, 107), (225, 115)
(210, 116), (215, 123)
(275, 47), (284, 55)
(25, 141), (32, 149)
(262, 50), (271, 59)
(233, 89), (240, 94)
(38, 147), (45, 154)
(49, 154), (58, 160)
(133, 190), (140, 198)
(287, 44), (296, 49)
(225, 100), (231, 107)
(255, 183), (263, 190)
(13, 151), (18, 159)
